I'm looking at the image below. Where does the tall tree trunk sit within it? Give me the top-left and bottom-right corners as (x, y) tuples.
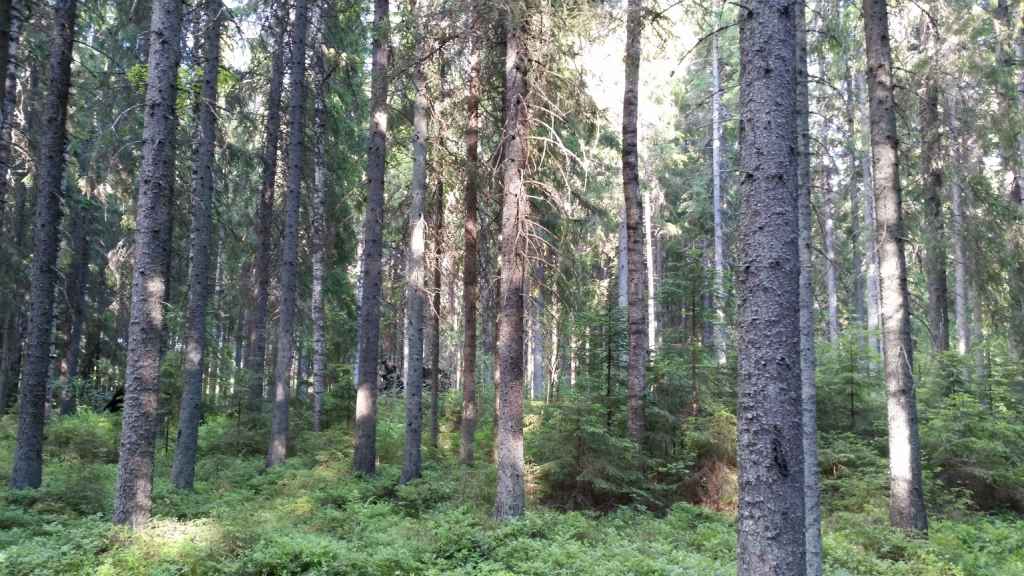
(919, 43), (949, 353)
(400, 3), (429, 483)
(310, 0), (328, 434)
(59, 194), (90, 416)
(949, 117), (969, 356)
(172, 0), (221, 489)
(113, 0), (183, 528)
(736, 0), (806, 572)
(530, 260), (545, 400)
(494, 0), (529, 520)
(622, 0), (647, 445)
(823, 173), (839, 342)
(844, 61), (866, 330)
(460, 0), (481, 466)
(353, 0), (390, 475)
(246, 0), (287, 412)
(0, 0), (23, 221)
(710, 6), (728, 365)
(795, 3), (821, 573)
(9, 0), (76, 489)
(863, 0), (928, 533)
(858, 71), (881, 360)
(430, 181), (443, 450)
(267, 0), (308, 468)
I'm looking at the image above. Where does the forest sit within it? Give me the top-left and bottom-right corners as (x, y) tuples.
(0, 0), (1022, 573)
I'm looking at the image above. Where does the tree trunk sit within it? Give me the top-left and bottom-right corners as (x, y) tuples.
(310, 0), (329, 434)
(735, 0), (806, 572)
(354, 0), (390, 475)
(844, 62), (866, 331)
(494, 1), (529, 520)
(400, 5), (429, 483)
(460, 0), (481, 466)
(172, 0), (221, 489)
(530, 260), (545, 400)
(113, 0), (183, 528)
(863, 0), (928, 533)
(9, 0), (76, 489)
(622, 0), (647, 445)
(858, 71), (881, 360)
(246, 0), (287, 412)
(0, 0), (23, 221)
(919, 47), (949, 353)
(59, 194), (90, 416)
(823, 173), (839, 343)
(430, 181), (443, 450)
(710, 8), (728, 365)
(267, 0), (308, 468)
(795, 4), (821, 573)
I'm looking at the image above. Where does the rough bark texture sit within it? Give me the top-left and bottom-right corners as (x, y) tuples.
(246, 0), (286, 412)
(354, 0), (390, 475)
(710, 7), (728, 366)
(863, 0), (928, 533)
(310, 2), (328, 433)
(795, 4), (821, 574)
(460, 0), (481, 466)
(919, 53), (949, 353)
(113, 0), (183, 528)
(9, 0), (76, 490)
(430, 183), (443, 450)
(858, 71), (882, 359)
(622, 0), (647, 445)
(172, 0), (221, 489)
(60, 196), (91, 416)
(494, 2), (529, 520)
(736, 0), (806, 572)
(268, 0), (308, 468)
(401, 10), (428, 483)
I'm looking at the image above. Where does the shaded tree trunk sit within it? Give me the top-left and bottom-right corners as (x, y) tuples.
(823, 173), (839, 342)
(267, 0), (308, 468)
(494, 0), (529, 520)
(858, 71), (881, 360)
(530, 260), (545, 400)
(172, 0), (221, 489)
(735, 0), (806, 572)
(430, 181), (443, 450)
(863, 0), (928, 533)
(919, 44), (949, 353)
(9, 0), (77, 489)
(59, 195), (91, 416)
(353, 0), (390, 475)
(113, 0), (183, 528)
(246, 0), (287, 412)
(310, 0), (328, 433)
(622, 0), (647, 445)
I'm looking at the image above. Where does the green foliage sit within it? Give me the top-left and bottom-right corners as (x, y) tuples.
(44, 408), (120, 464)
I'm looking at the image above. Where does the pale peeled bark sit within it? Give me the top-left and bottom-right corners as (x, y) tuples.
(710, 11), (728, 366)
(945, 90), (970, 356)
(824, 173), (839, 343)
(113, 0), (183, 528)
(863, 0), (928, 533)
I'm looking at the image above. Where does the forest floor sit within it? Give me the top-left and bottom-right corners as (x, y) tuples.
(1, 398), (1022, 576)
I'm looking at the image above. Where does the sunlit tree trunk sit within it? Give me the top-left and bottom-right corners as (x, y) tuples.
(530, 261), (545, 400)
(9, 0), (77, 489)
(863, 0), (928, 533)
(430, 181), (443, 450)
(113, 0), (183, 528)
(710, 7), (728, 365)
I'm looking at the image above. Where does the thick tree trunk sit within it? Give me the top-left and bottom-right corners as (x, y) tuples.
(59, 195), (90, 416)
(622, 0), (647, 445)
(400, 7), (429, 483)
(310, 2), (328, 434)
(113, 0), (183, 528)
(353, 0), (390, 475)
(494, 1), (529, 520)
(172, 0), (221, 489)
(735, 0), (806, 572)
(795, 4), (821, 574)
(710, 10), (728, 365)
(919, 55), (949, 353)
(9, 0), (76, 489)
(246, 0), (287, 412)
(863, 0), (928, 533)
(267, 0), (308, 468)
(460, 0), (481, 466)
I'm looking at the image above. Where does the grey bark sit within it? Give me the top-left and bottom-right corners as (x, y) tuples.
(919, 43), (949, 353)
(823, 174), (839, 343)
(113, 0), (183, 528)
(622, 0), (647, 445)
(844, 62), (866, 330)
(310, 0), (328, 433)
(9, 0), (76, 489)
(735, 0), (806, 572)
(858, 71), (881, 359)
(863, 0), (928, 533)
(246, 0), (287, 412)
(267, 0), (308, 468)
(430, 182), (443, 450)
(494, 1), (529, 520)
(0, 0), (23, 220)
(401, 3), (428, 483)
(59, 195), (90, 416)
(353, 0), (390, 475)
(710, 7), (728, 365)
(530, 260), (545, 400)
(172, 0), (221, 489)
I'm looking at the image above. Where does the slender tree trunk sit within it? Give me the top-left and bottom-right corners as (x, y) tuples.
(310, 1), (328, 434)
(113, 0), (183, 528)
(400, 4), (429, 483)
(736, 0), (806, 572)
(246, 0), (287, 412)
(857, 70), (881, 360)
(643, 184), (657, 354)
(710, 7), (728, 365)
(267, 0), (308, 468)
(823, 174), (839, 343)
(844, 63), (866, 330)
(949, 124), (969, 356)
(530, 260), (545, 400)
(863, 0), (928, 533)
(622, 0), (647, 445)
(430, 181), (443, 449)
(9, 0), (76, 489)
(354, 0), (390, 475)
(494, 0), (529, 520)
(460, 0), (481, 466)
(919, 47), (949, 353)
(795, 4), (821, 573)
(172, 0), (221, 489)
(59, 194), (90, 416)
(0, 0), (23, 220)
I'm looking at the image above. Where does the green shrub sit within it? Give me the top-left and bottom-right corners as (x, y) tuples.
(45, 409), (121, 464)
